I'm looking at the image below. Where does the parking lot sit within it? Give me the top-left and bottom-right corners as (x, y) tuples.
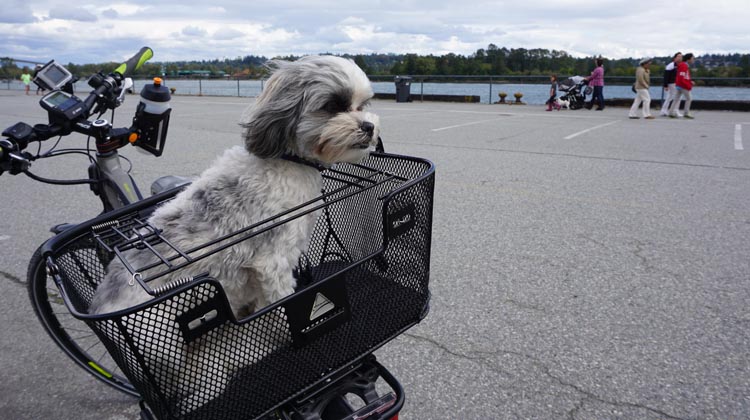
(1, 90), (749, 419)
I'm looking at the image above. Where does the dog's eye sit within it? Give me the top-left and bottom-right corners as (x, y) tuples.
(356, 100), (371, 111)
(323, 98), (349, 114)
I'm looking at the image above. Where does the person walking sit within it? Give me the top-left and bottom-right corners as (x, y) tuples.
(668, 53), (695, 119)
(660, 52), (682, 116)
(585, 58), (605, 110)
(20, 68), (32, 95)
(545, 74), (561, 111)
(629, 58), (655, 119)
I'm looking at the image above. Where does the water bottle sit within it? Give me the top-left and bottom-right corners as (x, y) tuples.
(140, 77), (171, 114)
(133, 77), (171, 156)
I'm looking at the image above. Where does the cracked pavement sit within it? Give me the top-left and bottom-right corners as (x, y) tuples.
(1, 93), (749, 419)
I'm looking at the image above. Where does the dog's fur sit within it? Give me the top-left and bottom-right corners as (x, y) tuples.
(556, 97), (570, 109)
(88, 55), (380, 409)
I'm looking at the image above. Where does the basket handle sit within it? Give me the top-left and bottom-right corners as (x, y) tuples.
(176, 297), (230, 344)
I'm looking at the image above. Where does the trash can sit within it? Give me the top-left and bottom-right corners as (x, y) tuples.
(395, 76), (412, 102)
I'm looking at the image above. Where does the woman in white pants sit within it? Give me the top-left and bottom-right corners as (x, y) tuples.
(629, 58), (654, 119)
(660, 52), (682, 116)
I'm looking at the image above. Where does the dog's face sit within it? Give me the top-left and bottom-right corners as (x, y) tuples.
(242, 56), (380, 165)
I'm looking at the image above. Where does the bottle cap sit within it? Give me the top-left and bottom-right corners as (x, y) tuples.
(140, 79), (171, 102)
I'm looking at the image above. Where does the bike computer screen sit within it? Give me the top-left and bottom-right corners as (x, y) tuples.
(40, 90), (85, 122)
(34, 61), (73, 91)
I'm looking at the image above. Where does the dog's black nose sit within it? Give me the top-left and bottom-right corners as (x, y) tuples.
(360, 121), (375, 135)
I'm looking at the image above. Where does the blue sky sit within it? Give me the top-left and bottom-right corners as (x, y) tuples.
(2, 0), (748, 64)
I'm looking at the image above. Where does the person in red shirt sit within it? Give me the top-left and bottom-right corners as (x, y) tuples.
(668, 53), (695, 119)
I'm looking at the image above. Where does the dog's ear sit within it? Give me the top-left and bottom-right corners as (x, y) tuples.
(241, 61), (303, 158)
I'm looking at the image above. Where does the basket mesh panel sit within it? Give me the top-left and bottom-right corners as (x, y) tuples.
(51, 154), (433, 420)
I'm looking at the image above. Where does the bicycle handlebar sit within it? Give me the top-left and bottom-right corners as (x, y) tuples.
(0, 46), (156, 175)
(82, 47), (153, 119)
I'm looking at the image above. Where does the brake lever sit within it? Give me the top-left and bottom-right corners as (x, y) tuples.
(116, 78), (134, 106)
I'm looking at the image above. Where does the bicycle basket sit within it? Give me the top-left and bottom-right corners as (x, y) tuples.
(46, 152), (434, 420)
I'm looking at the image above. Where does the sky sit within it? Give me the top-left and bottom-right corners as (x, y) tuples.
(2, 0), (749, 65)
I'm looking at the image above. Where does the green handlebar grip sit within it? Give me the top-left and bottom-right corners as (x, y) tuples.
(114, 47), (153, 77)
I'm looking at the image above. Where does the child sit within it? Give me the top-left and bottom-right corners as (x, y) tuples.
(20, 69), (31, 95)
(546, 74), (560, 111)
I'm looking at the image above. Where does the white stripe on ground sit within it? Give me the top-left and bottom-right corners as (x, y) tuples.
(735, 124), (744, 150)
(564, 120), (619, 140)
(432, 117), (507, 132)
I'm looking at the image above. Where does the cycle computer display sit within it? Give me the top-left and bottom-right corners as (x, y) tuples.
(40, 90), (85, 122)
(34, 60), (74, 91)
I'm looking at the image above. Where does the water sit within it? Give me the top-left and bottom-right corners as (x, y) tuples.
(0, 78), (264, 98)
(4, 78), (747, 105)
(371, 81), (750, 104)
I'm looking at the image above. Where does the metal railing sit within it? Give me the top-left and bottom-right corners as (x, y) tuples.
(4, 75), (749, 104)
(369, 75), (750, 104)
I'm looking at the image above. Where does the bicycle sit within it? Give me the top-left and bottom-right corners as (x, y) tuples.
(2, 47), (435, 420)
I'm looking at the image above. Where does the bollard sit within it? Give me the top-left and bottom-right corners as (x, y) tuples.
(489, 77), (493, 104)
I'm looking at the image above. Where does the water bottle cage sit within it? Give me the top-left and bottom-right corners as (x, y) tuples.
(131, 102), (170, 157)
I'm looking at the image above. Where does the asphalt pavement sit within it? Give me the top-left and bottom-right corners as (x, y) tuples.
(1, 90), (749, 420)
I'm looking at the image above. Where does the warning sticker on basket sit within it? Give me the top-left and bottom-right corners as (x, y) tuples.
(310, 292), (335, 321)
(285, 272), (351, 347)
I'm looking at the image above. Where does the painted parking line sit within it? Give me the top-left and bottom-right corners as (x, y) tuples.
(431, 117), (507, 132)
(735, 124), (744, 150)
(563, 120), (619, 140)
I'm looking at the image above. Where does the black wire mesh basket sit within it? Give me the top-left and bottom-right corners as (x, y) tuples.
(45, 152), (434, 420)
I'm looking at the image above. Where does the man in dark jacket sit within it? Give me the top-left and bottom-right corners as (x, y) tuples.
(660, 52), (682, 116)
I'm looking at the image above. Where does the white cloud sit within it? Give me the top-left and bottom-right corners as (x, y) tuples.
(48, 6), (98, 22)
(0, 0), (37, 23)
(101, 9), (119, 19)
(182, 25), (207, 37)
(105, 4), (152, 17)
(213, 27), (244, 40)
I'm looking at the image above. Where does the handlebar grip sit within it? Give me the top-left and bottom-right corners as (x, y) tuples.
(113, 47), (153, 78)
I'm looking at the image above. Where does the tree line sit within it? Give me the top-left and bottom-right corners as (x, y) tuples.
(2, 45), (749, 83)
(373, 46), (750, 80)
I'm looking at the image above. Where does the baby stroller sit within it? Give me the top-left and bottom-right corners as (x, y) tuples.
(558, 76), (592, 110)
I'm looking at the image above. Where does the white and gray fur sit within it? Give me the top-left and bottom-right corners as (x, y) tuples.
(90, 55), (380, 317)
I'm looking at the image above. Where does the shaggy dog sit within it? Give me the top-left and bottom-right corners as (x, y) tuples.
(90, 55), (379, 315)
(556, 97), (570, 109)
(88, 55), (380, 409)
